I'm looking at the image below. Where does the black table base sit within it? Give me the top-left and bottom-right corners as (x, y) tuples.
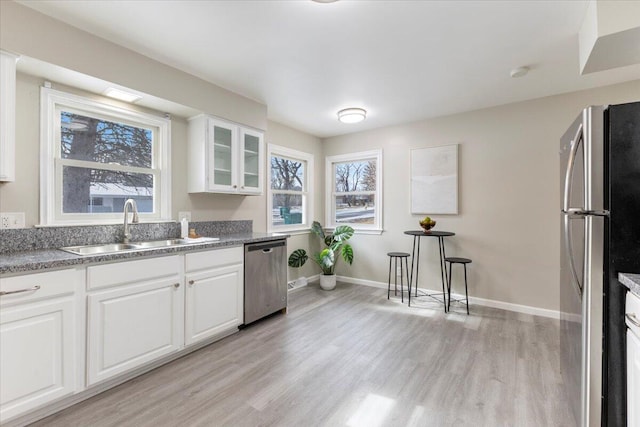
(404, 230), (455, 311)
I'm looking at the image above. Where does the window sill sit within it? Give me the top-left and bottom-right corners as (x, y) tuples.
(324, 227), (384, 236)
(353, 229), (383, 235)
(35, 219), (173, 228)
(268, 227), (311, 236)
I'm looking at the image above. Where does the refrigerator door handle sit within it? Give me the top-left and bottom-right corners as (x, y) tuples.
(564, 208), (610, 217)
(562, 123), (583, 214)
(563, 214), (583, 296)
(561, 123), (585, 296)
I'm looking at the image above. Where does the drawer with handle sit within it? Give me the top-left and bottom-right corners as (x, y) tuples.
(0, 268), (80, 305)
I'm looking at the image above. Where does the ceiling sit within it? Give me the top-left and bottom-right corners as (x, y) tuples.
(17, 0), (640, 138)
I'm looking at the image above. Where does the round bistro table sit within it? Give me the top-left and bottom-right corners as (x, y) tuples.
(403, 230), (455, 310)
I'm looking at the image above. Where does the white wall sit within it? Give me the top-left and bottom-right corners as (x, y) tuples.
(0, 73), (323, 229)
(2, 0), (639, 312)
(323, 80), (640, 312)
(0, 1), (266, 130)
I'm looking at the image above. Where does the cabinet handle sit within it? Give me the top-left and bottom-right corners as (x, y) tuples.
(627, 313), (640, 328)
(188, 280), (195, 285)
(233, 185), (237, 189)
(241, 186), (245, 189)
(0, 285), (41, 296)
(173, 283), (180, 289)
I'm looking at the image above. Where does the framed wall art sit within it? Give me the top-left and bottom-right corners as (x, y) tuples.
(410, 144), (458, 214)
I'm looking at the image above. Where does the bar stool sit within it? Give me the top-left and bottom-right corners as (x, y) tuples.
(387, 252), (410, 302)
(444, 257), (471, 314)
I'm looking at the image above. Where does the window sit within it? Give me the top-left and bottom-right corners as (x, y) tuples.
(325, 149), (382, 233)
(267, 144), (314, 232)
(40, 88), (171, 225)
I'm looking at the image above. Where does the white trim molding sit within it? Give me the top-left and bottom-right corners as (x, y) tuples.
(325, 149), (383, 232)
(335, 275), (561, 320)
(40, 87), (171, 226)
(267, 144), (314, 233)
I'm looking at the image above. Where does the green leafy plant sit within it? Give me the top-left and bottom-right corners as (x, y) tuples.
(288, 221), (354, 275)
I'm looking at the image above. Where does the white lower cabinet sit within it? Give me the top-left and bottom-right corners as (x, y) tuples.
(185, 247), (244, 345)
(0, 245), (247, 421)
(627, 290), (640, 427)
(0, 268), (82, 421)
(86, 256), (184, 386)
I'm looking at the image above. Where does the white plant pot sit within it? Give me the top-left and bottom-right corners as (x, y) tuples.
(319, 274), (337, 291)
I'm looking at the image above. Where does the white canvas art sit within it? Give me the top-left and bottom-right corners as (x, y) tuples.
(411, 144), (458, 214)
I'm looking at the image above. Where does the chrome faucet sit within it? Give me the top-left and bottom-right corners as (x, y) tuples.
(123, 199), (139, 243)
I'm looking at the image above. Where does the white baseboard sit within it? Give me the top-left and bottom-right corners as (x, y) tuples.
(336, 275), (561, 320)
(287, 276), (308, 292)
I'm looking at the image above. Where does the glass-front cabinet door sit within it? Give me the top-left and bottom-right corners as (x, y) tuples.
(207, 118), (237, 192)
(240, 128), (263, 194)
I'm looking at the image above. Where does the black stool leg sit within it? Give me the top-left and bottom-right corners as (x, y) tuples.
(439, 237), (448, 313)
(387, 256), (391, 300)
(464, 264), (469, 315)
(408, 255), (412, 307)
(447, 261), (452, 312)
(394, 257), (398, 296)
(405, 257), (410, 305)
(400, 258), (404, 303)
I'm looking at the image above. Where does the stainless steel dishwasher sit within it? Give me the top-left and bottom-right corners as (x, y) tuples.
(244, 239), (287, 325)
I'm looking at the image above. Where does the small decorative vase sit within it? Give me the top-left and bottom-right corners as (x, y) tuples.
(420, 220), (436, 233)
(319, 274), (337, 291)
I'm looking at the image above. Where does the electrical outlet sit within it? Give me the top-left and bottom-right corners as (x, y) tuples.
(178, 211), (192, 221)
(0, 212), (25, 229)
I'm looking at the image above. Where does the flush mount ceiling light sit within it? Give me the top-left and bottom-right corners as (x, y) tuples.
(337, 108), (367, 124)
(103, 87), (142, 103)
(510, 66), (530, 78)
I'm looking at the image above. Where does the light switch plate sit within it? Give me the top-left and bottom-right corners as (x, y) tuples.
(0, 212), (25, 229)
(178, 211), (192, 221)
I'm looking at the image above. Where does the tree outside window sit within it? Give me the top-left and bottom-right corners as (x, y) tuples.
(326, 150), (382, 232)
(41, 88), (170, 225)
(267, 145), (314, 232)
(61, 111), (154, 214)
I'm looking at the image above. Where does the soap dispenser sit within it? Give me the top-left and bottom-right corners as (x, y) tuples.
(180, 217), (189, 239)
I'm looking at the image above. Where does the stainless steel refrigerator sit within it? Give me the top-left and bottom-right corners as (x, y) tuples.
(560, 101), (640, 426)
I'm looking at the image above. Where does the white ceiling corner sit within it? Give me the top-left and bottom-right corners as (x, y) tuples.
(16, 0), (640, 138)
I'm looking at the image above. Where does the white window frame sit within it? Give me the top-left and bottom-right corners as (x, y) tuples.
(325, 149), (383, 234)
(267, 144), (314, 233)
(40, 87), (171, 226)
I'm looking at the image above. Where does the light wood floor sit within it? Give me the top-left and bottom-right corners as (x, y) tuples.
(32, 283), (576, 427)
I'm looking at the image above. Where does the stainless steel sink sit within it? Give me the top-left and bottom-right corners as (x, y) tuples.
(61, 243), (140, 255)
(133, 239), (189, 248)
(61, 237), (220, 256)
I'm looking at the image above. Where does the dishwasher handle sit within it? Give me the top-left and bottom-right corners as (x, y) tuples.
(247, 240), (286, 252)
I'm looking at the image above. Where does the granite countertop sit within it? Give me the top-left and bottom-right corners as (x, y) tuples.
(619, 273), (640, 297)
(0, 232), (288, 275)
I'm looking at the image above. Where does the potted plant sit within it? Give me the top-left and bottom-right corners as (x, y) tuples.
(288, 221), (354, 290)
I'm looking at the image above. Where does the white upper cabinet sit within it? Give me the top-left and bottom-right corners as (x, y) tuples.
(239, 127), (263, 194)
(0, 51), (19, 182)
(188, 115), (263, 195)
